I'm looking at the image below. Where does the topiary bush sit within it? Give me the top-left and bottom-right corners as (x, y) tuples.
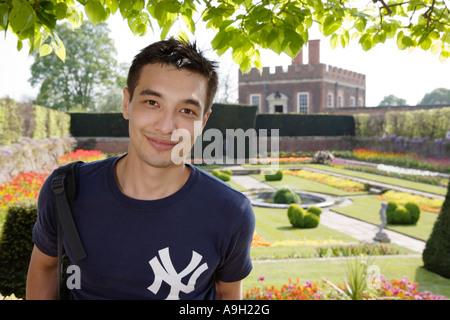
(423, 180), (450, 279)
(273, 187), (300, 204)
(0, 200), (38, 299)
(386, 201), (420, 225)
(287, 204), (321, 229)
(264, 169), (283, 181)
(211, 169), (231, 182)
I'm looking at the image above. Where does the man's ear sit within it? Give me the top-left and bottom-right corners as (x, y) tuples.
(202, 109), (212, 128)
(122, 87), (131, 120)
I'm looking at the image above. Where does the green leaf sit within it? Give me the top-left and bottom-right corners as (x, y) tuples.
(354, 19), (366, 33)
(419, 37), (432, 50)
(39, 43), (53, 57)
(211, 29), (232, 53)
(9, 0), (35, 35)
(323, 16), (340, 37)
(330, 33), (339, 48)
(281, 28), (304, 58)
(431, 40), (442, 55)
(0, 3), (10, 30)
(105, 0), (119, 15)
(53, 41), (66, 62)
(36, 10), (57, 29)
(360, 34), (373, 51)
(396, 31), (406, 50)
(54, 3), (68, 20)
(67, 6), (83, 29)
(439, 50), (449, 62)
(85, 0), (109, 25)
(127, 12), (149, 36)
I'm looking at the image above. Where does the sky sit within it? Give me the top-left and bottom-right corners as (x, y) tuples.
(1, 13), (449, 107)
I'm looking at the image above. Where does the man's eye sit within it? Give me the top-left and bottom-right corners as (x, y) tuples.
(181, 108), (195, 115)
(145, 100), (159, 106)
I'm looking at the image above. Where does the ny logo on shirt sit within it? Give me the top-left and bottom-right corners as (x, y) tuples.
(148, 247), (208, 300)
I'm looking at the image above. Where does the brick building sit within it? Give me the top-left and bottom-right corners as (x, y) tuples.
(238, 40), (366, 114)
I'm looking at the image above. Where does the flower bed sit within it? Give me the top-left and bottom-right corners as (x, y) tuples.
(244, 276), (446, 300)
(336, 148), (450, 174)
(284, 169), (367, 192)
(0, 171), (47, 211)
(375, 190), (443, 214)
(331, 159), (449, 187)
(58, 149), (105, 165)
(0, 150), (106, 226)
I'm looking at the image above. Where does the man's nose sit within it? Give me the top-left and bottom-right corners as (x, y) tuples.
(154, 109), (176, 135)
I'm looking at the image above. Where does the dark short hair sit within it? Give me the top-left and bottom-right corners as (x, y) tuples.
(127, 38), (218, 113)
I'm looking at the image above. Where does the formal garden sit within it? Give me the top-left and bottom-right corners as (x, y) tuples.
(1, 147), (449, 300)
(0, 98), (450, 300)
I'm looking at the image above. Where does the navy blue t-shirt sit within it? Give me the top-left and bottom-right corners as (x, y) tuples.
(32, 155), (255, 300)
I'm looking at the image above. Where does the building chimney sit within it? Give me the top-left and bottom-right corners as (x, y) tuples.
(308, 39), (320, 64)
(292, 48), (303, 65)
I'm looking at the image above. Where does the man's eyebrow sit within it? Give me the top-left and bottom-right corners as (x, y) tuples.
(139, 89), (161, 97)
(183, 98), (202, 110)
(139, 88), (203, 110)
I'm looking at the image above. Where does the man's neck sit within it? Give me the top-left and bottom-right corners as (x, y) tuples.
(114, 154), (191, 201)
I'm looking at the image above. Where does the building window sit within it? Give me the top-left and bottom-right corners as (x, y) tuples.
(350, 96), (355, 107)
(250, 94), (261, 109)
(297, 92), (309, 114)
(358, 98), (363, 107)
(338, 95), (343, 108)
(328, 93), (333, 108)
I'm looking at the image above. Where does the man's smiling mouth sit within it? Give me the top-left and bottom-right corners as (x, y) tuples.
(146, 136), (178, 151)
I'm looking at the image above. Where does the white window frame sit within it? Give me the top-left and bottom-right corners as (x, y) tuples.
(250, 94), (261, 109)
(358, 97), (363, 107)
(338, 95), (343, 108)
(350, 96), (355, 107)
(297, 92), (309, 114)
(328, 93), (334, 108)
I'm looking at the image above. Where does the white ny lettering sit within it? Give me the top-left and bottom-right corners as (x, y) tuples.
(148, 247), (208, 300)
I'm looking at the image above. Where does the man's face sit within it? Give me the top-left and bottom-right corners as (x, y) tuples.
(123, 63), (210, 168)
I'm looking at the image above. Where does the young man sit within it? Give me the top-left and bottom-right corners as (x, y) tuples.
(26, 39), (255, 300)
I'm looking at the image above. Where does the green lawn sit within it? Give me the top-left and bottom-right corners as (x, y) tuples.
(241, 167), (449, 299)
(250, 173), (369, 196)
(302, 164), (448, 196)
(242, 256), (450, 298)
(253, 206), (357, 245)
(330, 196), (438, 241)
(244, 163), (447, 196)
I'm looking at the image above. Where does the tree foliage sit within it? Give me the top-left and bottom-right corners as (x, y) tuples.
(29, 21), (120, 111)
(2, 0), (450, 72)
(378, 94), (407, 106)
(419, 87), (450, 104)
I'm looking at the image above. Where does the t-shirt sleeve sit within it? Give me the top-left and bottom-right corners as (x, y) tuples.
(215, 199), (255, 282)
(32, 171), (58, 257)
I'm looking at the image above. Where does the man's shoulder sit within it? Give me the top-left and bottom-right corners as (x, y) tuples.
(193, 166), (247, 198)
(76, 155), (119, 176)
(191, 165), (253, 213)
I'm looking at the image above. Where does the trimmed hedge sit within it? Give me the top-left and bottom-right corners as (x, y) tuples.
(386, 201), (421, 225)
(70, 103), (259, 138)
(264, 169), (283, 181)
(0, 200), (38, 299)
(273, 187), (300, 204)
(69, 105), (359, 138)
(0, 98), (70, 145)
(287, 204), (322, 228)
(255, 114), (355, 136)
(70, 112), (129, 137)
(423, 181), (450, 279)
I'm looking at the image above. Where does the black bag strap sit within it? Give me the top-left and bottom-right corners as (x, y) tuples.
(51, 161), (87, 299)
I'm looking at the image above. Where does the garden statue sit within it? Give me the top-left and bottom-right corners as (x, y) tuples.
(374, 201), (390, 243)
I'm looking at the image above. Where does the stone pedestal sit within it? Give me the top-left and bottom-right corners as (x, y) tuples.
(374, 232), (390, 243)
